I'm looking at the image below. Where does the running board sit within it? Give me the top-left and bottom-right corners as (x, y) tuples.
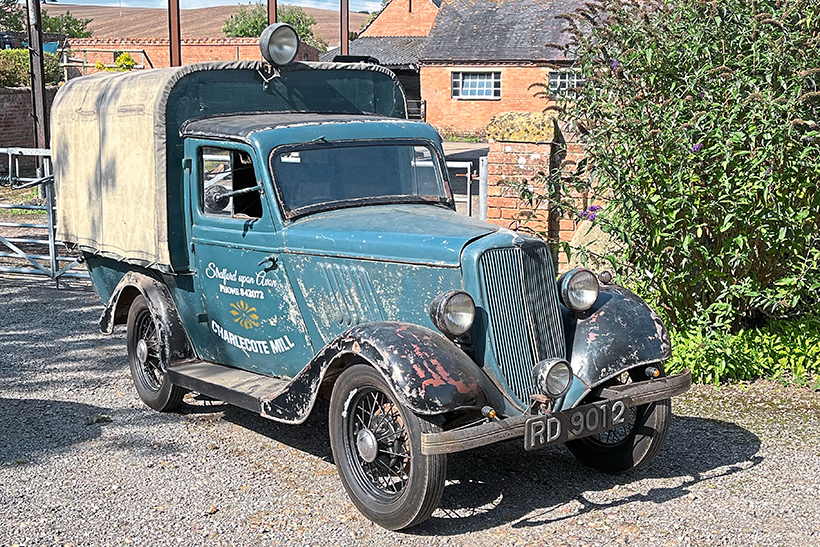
(167, 361), (290, 414)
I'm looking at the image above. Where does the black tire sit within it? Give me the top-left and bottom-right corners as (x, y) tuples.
(329, 364), (447, 530)
(565, 366), (671, 474)
(126, 295), (185, 412)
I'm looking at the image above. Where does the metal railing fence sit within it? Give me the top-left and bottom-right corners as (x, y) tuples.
(0, 147), (88, 284)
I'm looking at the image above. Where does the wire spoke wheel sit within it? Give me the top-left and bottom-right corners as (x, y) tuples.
(126, 295), (184, 412)
(565, 365), (671, 474)
(349, 388), (410, 498)
(329, 364), (446, 530)
(132, 307), (164, 393)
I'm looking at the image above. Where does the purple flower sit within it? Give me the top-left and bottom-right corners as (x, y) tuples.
(610, 58), (618, 71)
(581, 205), (602, 221)
(691, 142), (704, 153)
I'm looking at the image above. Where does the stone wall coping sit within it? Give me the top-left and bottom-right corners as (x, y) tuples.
(486, 111), (559, 144)
(67, 37), (260, 46)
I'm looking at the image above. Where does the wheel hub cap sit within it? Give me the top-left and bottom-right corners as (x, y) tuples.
(136, 339), (148, 365)
(356, 428), (379, 463)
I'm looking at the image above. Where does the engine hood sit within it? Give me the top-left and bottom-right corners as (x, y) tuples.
(281, 204), (497, 266)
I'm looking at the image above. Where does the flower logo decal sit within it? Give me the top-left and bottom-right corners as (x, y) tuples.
(230, 300), (259, 330)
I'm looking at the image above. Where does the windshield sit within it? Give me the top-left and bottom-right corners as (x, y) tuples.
(270, 141), (450, 218)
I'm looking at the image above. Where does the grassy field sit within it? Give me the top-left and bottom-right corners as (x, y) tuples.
(0, 186), (46, 222)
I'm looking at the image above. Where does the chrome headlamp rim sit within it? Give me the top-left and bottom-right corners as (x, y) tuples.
(429, 290), (476, 338)
(558, 267), (600, 312)
(259, 23), (300, 67)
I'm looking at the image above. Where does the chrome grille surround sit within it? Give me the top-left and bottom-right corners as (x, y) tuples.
(478, 243), (566, 405)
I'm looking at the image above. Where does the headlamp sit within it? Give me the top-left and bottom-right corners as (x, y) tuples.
(259, 23), (299, 67)
(429, 290), (475, 338)
(557, 268), (600, 311)
(532, 358), (573, 399)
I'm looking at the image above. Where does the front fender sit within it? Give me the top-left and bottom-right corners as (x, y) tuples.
(99, 270), (194, 363)
(565, 285), (671, 392)
(261, 322), (504, 423)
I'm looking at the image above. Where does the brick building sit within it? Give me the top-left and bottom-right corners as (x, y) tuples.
(422, 0), (578, 136)
(324, 0), (581, 135)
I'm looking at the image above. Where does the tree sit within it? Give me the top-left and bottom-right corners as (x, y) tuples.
(0, 0), (26, 32)
(0, 0), (92, 38)
(223, 3), (327, 52)
(547, 0), (820, 332)
(42, 10), (92, 38)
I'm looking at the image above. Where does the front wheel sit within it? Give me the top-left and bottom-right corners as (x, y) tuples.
(126, 295), (185, 411)
(565, 366), (671, 474)
(329, 364), (447, 530)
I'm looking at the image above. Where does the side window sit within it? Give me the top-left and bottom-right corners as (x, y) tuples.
(201, 146), (263, 219)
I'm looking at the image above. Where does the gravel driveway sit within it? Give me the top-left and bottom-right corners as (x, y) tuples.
(1, 276), (819, 546)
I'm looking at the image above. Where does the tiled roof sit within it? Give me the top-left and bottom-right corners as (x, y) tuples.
(423, 0), (576, 62)
(320, 36), (429, 68)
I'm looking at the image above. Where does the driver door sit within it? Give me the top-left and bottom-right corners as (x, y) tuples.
(186, 139), (314, 378)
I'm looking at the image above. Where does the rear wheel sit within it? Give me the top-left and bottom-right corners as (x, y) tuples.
(329, 364), (447, 530)
(565, 366), (670, 474)
(126, 295), (184, 411)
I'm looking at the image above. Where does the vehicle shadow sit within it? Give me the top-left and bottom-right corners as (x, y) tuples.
(0, 397), (112, 465)
(183, 398), (761, 536)
(182, 397), (335, 463)
(412, 414), (762, 535)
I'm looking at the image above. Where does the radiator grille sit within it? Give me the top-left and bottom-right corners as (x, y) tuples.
(479, 244), (566, 404)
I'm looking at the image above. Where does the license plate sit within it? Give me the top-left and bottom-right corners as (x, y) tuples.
(524, 398), (629, 451)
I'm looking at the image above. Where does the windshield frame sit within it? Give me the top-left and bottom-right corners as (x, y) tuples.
(268, 138), (454, 220)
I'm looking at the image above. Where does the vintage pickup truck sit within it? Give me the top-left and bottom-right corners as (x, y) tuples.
(52, 24), (690, 530)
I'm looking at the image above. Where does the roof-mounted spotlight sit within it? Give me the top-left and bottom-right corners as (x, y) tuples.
(259, 23), (299, 67)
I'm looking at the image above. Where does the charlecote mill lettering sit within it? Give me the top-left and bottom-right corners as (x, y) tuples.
(211, 320), (295, 355)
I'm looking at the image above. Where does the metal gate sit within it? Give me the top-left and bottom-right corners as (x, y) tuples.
(0, 147), (87, 283)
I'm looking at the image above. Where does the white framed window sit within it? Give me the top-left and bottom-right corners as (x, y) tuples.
(451, 72), (502, 99)
(548, 70), (584, 98)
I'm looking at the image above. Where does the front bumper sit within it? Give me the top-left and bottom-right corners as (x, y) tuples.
(420, 369), (692, 455)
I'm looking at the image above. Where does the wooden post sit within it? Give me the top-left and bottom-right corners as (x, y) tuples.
(25, 0), (48, 149)
(340, 0), (349, 55)
(267, 0), (277, 24)
(168, 0), (182, 67)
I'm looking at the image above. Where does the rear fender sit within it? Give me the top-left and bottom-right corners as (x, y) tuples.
(99, 271), (194, 364)
(261, 322), (503, 423)
(565, 285), (671, 395)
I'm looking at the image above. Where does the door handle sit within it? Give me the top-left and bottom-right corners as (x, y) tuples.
(258, 255), (278, 270)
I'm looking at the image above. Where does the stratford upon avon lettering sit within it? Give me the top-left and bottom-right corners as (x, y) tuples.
(206, 262), (277, 300)
(211, 320), (295, 355)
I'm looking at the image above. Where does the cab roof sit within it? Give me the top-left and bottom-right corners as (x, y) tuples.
(181, 112), (438, 145)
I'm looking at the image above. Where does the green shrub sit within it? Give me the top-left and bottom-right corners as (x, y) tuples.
(666, 316), (820, 386)
(0, 49), (61, 87)
(549, 0), (820, 332)
(94, 52), (136, 72)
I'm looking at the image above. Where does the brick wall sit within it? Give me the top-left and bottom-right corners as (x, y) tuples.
(420, 64), (551, 136)
(362, 0), (439, 37)
(0, 87), (58, 174)
(65, 38), (319, 72)
(484, 112), (588, 267)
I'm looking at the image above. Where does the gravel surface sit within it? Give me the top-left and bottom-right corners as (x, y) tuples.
(1, 275), (819, 546)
